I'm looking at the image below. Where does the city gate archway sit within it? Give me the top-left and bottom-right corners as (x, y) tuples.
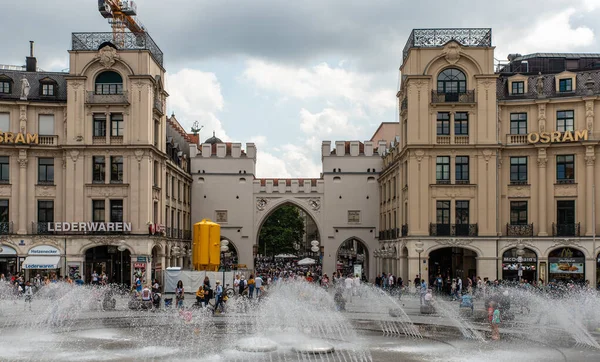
(336, 237), (369, 279)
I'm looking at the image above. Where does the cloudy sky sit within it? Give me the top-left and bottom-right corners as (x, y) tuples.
(5, 0), (600, 177)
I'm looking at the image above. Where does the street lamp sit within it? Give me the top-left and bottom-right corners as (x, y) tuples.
(516, 241), (525, 282)
(117, 243), (127, 285)
(220, 240), (229, 286)
(415, 241), (424, 282)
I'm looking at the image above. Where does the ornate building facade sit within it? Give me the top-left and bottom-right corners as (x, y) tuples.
(378, 29), (600, 285)
(0, 34), (192, 284)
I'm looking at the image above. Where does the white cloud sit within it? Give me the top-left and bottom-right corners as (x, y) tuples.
(242, 59), (395, 114)
(166, 68), (229, 140)
(495, 7), (595, 59)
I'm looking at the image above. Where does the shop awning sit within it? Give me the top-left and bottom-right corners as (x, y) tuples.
(22, 256), (60, 269)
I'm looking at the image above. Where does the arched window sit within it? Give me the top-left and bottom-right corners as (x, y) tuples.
(95, 71), (123, 95)
(437, 68), (466, 95)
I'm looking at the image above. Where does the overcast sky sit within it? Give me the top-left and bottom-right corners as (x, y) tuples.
(4, 0), (600, 177)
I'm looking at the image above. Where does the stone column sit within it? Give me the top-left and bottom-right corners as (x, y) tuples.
(17, 152), (28, 235)
(585, 149), (596, 236)
(537, 151), (548, 236)
(160, 253), (166, 274)
(178, 257), (183, 268)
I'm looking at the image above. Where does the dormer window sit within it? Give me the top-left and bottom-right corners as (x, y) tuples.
(559, 78), (573, 92)
(0, 75), (12, 94)
(95, 71), (123, 95)
(511, 81), (524, 95)
(39, 77), (58, 97)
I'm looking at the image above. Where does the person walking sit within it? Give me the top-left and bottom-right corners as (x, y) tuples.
(213, 281), (224, 314)
(247, 274), (255, 298)
(255, 275), (263, 298)
(23, 281), (33, 311)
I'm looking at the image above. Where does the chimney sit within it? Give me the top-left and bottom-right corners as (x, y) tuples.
(26, 41), (37, 72)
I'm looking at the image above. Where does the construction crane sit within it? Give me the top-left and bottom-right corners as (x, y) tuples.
(98, 0), (145, 47)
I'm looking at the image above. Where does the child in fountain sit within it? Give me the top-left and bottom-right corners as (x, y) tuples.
(491, 302), (501, 340)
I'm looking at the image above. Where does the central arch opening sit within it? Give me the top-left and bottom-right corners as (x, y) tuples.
(85, 245), (131, 286)
(255, 203), (320, 276)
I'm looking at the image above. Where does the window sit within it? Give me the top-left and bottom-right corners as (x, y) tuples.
(455, 156), (469, 183)
(511, 81), (524, 94)
(110, 156), (123, 183)
(110, 114), (123, 136)
(93, 156), (105, 183)
(95, 71), (123, 95)
(171, 176), (175, 197)
(455, 200), (470, 236)
(92, 200), (105, 222)
(93, 114), (106, 137)
(0, 113), (9, 131)
(178, 180), (181, 200)
(559, 78), (573, 92)
(38, 158), (54, 184)
(556, 155), (575, 183)
(510, 113), (527, 134)
(436, 156), (450, 184)
(153, 161), (159, 186)
(0, 80), (10, 94)
(110, 199), (123, 222)
(0, 156), (8, 183)
(154, 121), (160, 146)
(510, 157), (528, 184)
(348, 210), (361, 223)
(41, 83), (55, 96)
(556, 200), (576, 236)
(166, 174), (170, 196)
(38, 114), (54, 135)
(556, 110), (574, 132)
(454, 112), (468, 135)
(38, 200), (54, 223)
(436, 201), (451, 235)
(437, 68), (466, 94)
(0, 200), (8, 223)
(510, 201), (528, 225)
(437, 112), (450, 135)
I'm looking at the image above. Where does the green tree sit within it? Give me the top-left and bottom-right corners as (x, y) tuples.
(258, 205), (305, 256)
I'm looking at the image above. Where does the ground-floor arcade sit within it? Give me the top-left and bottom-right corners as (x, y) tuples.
(0, 235), (191, 287)
(374, 237), (600, 287)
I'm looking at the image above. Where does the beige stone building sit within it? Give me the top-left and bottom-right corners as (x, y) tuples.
(0, 34), (192, 285)
(378, 29), (600, 286)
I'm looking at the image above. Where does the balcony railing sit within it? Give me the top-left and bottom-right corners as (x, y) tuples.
(431, 90), (475, 103)
(429, 223), (478, 237)
(72, 32), (164, 66)
(166, 227), (171, 238)
(552, 223), (580, 237)
(183, 230), (192, 240)
(403, 28), (492, 62)
(506, 134), (528, 145)
(401, 224), (408, 237)
(178, 229), (183, 239)
(0, 221), (13, 235)
(455, 135), (469, 145)
(86, 91), (129, 105)
(436, 135), (451, 144)
(32, 222), (51, 235)
(506, 223), (534, 237)
(38, 135), (58, 146)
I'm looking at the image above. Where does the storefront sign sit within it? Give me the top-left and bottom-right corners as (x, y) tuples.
(47, 222), (132, 232)
(527, 129), (588, 144)
(137, 257), (147, 262)
(502, 257), (536, 263)
(0, 132), (39, 144)
(28, 245), (60, 255)
(0, 245), (17, 255)
(549, 261), (584, 274)
(133, 262), (146, 268)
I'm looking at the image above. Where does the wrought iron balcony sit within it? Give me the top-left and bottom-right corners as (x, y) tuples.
(552, 223), (580, 237)
(429, 223), (478, 237)
(431, 90), (475, 103)
(72, 32), (164, 66)
(86, 91), (129, 105)
(0, 221), (13, 235)
(506, 223), (534, 237)
(32, 222), (52, 235)
(401, 224), (408, 237)
(166, 227), (171, 238)
(403, 28), (492, 62)
(183, 230), (192, 240)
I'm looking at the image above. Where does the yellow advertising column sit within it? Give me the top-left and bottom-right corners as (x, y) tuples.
(209, 222), (221, 271)
(192, 219), (221, 271)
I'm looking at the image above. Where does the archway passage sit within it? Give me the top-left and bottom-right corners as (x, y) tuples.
(85, 245), (131, 286)
(220, 238), (239, 271)
(336, 238), (368, 280)
(548, 247), (585, 283)
(151, 245), (161, 283)
(428, 247), (477, 291)
(255, 203), (321, 277)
